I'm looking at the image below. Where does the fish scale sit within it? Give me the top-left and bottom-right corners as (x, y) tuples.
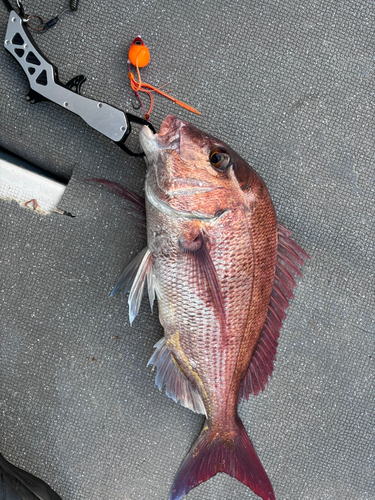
(148, 204), (257, 423)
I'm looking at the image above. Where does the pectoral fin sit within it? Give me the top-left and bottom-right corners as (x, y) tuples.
(111, 247), (158, 324)
(179, 231), (226, 329)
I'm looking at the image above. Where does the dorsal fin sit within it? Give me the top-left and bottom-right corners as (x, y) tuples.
(148, 338), (207, 416)
(239, 224), (310, 400)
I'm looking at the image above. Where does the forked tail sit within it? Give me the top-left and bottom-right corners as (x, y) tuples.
(170, 418), (275, 500)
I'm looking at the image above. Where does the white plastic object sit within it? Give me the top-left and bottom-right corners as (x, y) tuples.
(0, 149), (66, 213)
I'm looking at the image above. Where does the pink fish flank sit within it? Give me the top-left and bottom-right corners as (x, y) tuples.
(94, 115), (309, 500)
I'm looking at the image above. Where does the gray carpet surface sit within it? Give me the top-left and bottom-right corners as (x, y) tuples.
(0, 0), (374, 499)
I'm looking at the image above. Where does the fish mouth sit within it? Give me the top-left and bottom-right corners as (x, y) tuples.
(139, 115), (182, 154)
(158, 114), (182, 149)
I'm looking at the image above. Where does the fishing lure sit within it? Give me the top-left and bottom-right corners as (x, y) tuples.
(127, 36), (201, 120)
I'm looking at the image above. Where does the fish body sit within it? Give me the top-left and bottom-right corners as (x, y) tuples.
(98, 115), (309, 500)
(141, 115), (283, 500)
(142, 115), (277, 432)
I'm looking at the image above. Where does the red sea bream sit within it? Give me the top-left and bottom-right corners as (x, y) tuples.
(101, 115), (309, 500)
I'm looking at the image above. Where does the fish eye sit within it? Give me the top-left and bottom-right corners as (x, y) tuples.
(209, 149), (232, 171)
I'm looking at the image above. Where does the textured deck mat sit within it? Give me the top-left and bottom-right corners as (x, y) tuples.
(0, 1), (374, 499)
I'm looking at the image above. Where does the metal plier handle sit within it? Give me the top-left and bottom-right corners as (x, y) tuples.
(3, 9), (154, 156)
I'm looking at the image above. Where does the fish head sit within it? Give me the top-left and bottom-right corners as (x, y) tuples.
(140, 115), (267, 219)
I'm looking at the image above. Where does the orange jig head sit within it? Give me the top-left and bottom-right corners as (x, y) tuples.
(127, 35), (200, 119)
(128, 36), (150, 68)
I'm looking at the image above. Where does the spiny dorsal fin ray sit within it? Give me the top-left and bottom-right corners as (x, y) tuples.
(239, 224), (310, 400)
(148, 338), (206, 416)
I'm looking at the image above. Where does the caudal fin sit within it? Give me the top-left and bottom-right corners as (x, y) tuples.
(170, 419), (275, 500)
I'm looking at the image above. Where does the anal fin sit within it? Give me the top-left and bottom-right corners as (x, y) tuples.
(148, 338), (206, 416)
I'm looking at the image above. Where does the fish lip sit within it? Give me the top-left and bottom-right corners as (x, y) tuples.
(139, 124), (159, 153)
(166, 186), (222, 196)
(140, 115), (182, 154)
(158, 115), (183, 140)
(140, 123), (155, 141)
